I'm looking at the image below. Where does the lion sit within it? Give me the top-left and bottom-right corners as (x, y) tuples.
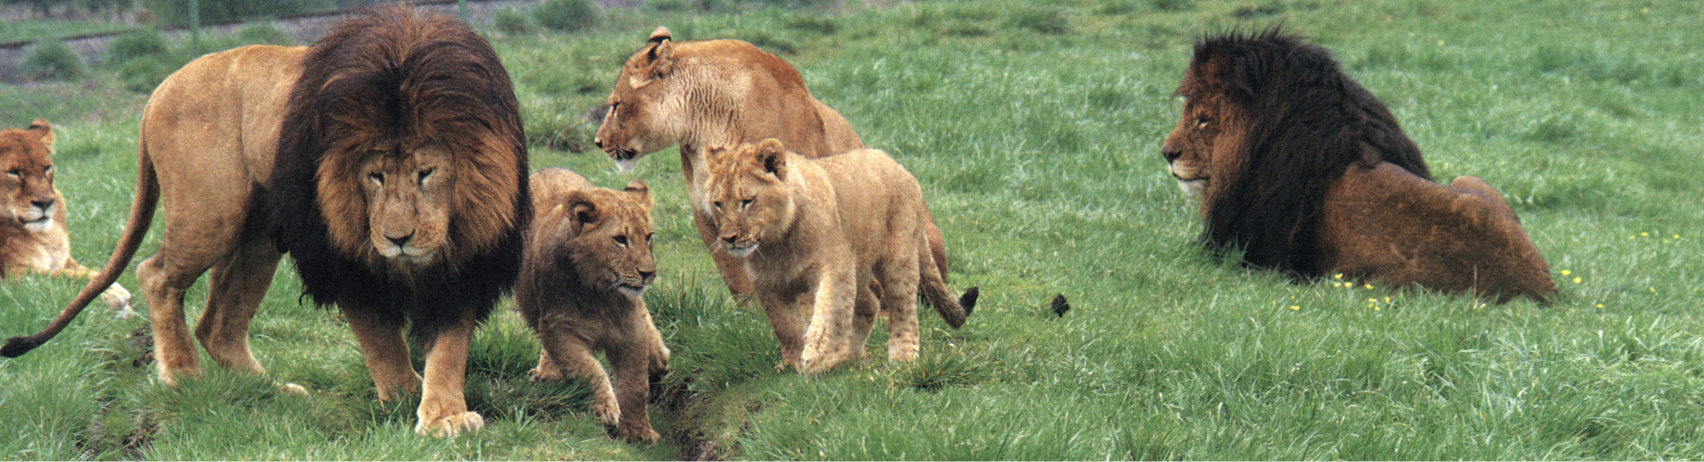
(703, 139), (976, 373)
(592, 26), (951, 303)
(517, 168), (670, 444)
(1160, 27), (1556, 303)
(2, 7), (531, 437)
(0, 119), (133, 313)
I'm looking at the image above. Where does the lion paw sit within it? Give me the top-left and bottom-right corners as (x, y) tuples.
(528, 365), (563, 383)
(590, 398), (622, 428)
(616, 425), (661, 445)
(414, 411), (485, 438)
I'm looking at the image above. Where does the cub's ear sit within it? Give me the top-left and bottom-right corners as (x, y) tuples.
(647, 26), (672, 44)
(755, 139), (786, 178)
(27, 118), (53, 149)
(623, 179), (653, 209)
(564, 191), (599, 236)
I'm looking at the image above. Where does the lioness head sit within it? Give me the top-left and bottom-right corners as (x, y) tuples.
(0, 119), (61, 234)
(542, 180), (657, 298)
(704, 139), (797, 257)
(595, 27), (684, 171)
(1160, 52), (1248, 200)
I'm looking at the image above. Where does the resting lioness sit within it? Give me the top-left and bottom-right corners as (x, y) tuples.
(703, 139), (976, 373)
(0, 119), (133, 314)
(592, 27), (950, 302)
(517, 168), (670, 444)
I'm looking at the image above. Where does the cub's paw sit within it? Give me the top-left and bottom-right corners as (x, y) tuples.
(590, 397), (622, 428)
(616, 425), (661, 445)
(415, 411), (485, 437)
(528, 365), (564, 382)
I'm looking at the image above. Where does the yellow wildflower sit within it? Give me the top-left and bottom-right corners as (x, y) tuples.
(1561, 270), (1571, 276)
(1573, 277), (1582, 283)
(1290, 305), (1300, 311)
(1363, 284), (1374, 290)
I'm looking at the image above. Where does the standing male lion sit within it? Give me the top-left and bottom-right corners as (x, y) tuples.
(3, 7), (530, 437)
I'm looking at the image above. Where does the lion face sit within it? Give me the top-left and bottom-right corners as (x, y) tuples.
(594, 27), (685, 171)
(341, 144), (455, 266)
(1160, 88), (1242, 198)
(548, 181), (657, 298)
(0, 120), (61, 234)
(705, 140), (796, 258)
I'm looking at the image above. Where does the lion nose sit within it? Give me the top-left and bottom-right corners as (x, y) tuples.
(386, 233), (412, 247)
(593, 137), (604, 149)
(31, 197), (54, 210)
(638, 269), (655, 281)
(1160, 144), (1183, 163)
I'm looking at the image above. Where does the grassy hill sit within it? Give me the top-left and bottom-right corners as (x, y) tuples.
(4, 0), (1702, 459)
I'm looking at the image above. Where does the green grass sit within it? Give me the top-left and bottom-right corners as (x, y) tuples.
(5, 0), (1704, 459)
(0, 19), (129, 44)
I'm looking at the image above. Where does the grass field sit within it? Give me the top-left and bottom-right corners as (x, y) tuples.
(5, 0), (1704, 459)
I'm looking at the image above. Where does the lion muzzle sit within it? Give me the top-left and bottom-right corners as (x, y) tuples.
(17, 199), (54, 233)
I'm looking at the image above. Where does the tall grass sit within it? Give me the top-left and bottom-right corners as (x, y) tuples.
(4, 0), (1703, 459)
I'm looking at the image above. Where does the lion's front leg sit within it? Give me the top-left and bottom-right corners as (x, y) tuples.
(536, 332), (621, 429)
(609, 343), (660, 444)
(414, 317), (484, 437)
(799, 269), (857, 374)
(758, 290), (807, 371)
(343, 307), (422, 401)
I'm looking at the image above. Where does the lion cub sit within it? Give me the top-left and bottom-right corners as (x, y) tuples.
(1, 119), (133, 314)
(704, 139), (975, 374)
(516, 168), (670, 444)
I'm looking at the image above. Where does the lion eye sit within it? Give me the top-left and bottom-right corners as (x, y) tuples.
(741, 198), (753, 208)
(417, 168), (435, 183)
(645, 233), (654, 244)
(614, 235), (630, 246)
(1195, 118), (1211, 129)
(5, 168), (19, 177)
(712, 201), (723, 211)
(369, 172), (385, 184)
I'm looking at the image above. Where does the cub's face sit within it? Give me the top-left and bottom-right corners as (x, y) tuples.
(546, 181), (656, 298)
(353, 145), (455, 266)
(595, 28), (682, 171)
(0, 120), (61, 234)
(705, 140), (795, 258)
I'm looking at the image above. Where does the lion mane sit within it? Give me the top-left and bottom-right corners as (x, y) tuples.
(1179, 27), (1431, 276)
(266, 8), (530, 341)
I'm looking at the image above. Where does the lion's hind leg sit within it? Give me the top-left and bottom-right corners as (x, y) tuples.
(195, 233), (281, 377)
(877, 260), (922, 363)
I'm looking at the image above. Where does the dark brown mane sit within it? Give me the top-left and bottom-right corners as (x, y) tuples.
(267, 5), (529, 340)
(1186, 27), (1430, 276)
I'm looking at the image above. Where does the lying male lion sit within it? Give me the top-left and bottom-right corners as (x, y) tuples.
(593, 27), (950, 302)
(3, 7), (531, 437)
(0, 119), (132, 313)
(704, 139), (976, 373)
(1160, 28), (1556, 302)
(517, 168), (670, 444)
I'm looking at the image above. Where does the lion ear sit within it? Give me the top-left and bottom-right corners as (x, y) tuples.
(623, 179), (653, 209)
(27, 118), (54, 150)
(565, 191), (599, 236)
(756, 139), (786, 179)
(647, 26), (672, 44)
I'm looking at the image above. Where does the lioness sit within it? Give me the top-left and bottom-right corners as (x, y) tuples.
(704, 139), (975, 373)
(517, 168), (670, 444)
(0, 119), (132, 313)
(593, 27), (950, 301)
(3, 7), (531, 437)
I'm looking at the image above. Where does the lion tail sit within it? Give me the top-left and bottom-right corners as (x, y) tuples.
(2, 131), (160, 358)
(918, 235), (975, 329)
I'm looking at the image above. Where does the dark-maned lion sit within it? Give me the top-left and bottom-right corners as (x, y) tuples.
(1, 119), (133, 313)
(593, 27), (951, 303)
(3, 7), (530, 437)
(518, 168), (669, 444)
(1160, 27), (1555, 303)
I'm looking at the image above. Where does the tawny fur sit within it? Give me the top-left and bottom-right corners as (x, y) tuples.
(0, 120), (132, 312)
(516, 168), (670, 444)
(703, 139), (972, 374)
(2, 7), (531, 438)
(592, 26), (951, 303)
(1161, 28), (1555, 303)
